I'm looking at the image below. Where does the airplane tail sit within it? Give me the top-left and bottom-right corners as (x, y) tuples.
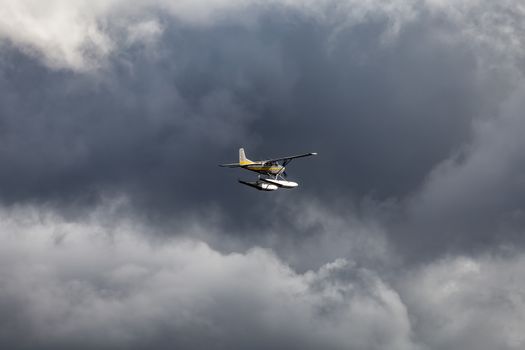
(239, 148), (253, 165)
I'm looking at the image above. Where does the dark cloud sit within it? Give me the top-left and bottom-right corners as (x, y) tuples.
(0, 3), (516, 254)
(0, 6), (496, 209)
(396, 84), (525, 261)
(1, 1), (525, 349)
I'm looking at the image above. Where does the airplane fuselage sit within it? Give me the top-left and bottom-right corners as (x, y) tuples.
(243, 163), (284, 176)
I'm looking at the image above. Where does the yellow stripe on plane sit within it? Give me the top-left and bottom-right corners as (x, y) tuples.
(246, 165), (282, 172)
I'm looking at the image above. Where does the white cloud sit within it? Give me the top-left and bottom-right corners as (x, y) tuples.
(0, 0), (118, 70)
(2, 0), (523, 73)
(1, 202), (525, 349)
(0, 203), (415, 349)
(401, 254), (525, 350)
(424, 0), (525, 70)
(0, 201), (525, 350)
(0, 0), (491, 72)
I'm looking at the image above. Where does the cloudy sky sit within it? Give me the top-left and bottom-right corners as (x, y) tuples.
(1, 0), (525, 349)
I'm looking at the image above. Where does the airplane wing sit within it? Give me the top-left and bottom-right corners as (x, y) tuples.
(219, 163), (243, 168)
(262, 152), (317, 165)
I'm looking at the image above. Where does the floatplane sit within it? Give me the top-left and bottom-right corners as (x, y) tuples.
(219, 148), (317, 191)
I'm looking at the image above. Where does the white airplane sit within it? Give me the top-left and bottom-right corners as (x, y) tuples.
(220, 148), (317, 191)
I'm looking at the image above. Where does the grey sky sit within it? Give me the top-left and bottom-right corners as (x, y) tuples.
(1, 1), (525, 349)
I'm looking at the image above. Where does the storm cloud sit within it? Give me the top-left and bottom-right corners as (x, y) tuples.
(1, 0), (525, 349)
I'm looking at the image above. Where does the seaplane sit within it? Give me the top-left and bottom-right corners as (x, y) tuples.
(219, 148), (317, 191)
